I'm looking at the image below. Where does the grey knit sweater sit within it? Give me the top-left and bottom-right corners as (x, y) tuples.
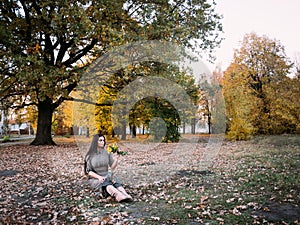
(85, 148), (114, 177)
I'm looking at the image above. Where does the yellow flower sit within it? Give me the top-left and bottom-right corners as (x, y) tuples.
(107, 143), (118, 154)
(107, 143), (128, 155)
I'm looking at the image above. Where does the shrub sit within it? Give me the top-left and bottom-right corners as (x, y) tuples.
(227, 118), (255, 141)
(2, 135), (10, 143)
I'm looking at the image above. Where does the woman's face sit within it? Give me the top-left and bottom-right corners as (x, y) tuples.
(97, 136), (105, 148)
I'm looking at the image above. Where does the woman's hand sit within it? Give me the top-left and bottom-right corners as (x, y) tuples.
(98, 176), (106, 183)
(113, 153), (120, 160)
(88, 171), (106, 183)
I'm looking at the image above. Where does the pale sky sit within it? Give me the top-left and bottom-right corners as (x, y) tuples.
(206, 0), (300, 71)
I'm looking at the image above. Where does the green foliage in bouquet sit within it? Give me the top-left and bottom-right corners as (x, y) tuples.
(107, 143), (127, 155)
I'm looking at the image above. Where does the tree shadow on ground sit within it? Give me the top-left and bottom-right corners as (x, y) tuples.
(176, 169), (214, 177)
(252, 201), (300, 222)
(0, 170), (20, 177)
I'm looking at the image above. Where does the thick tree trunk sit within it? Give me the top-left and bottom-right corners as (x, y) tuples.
(31, 99), (56, 145)
(208, 113), (211, 134)
(131, 124), (136, 138)
(191, 118), (196, 134)
(121, 122), (126, 140)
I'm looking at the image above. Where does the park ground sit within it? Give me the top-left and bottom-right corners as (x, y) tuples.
(0, 134), (299, 224)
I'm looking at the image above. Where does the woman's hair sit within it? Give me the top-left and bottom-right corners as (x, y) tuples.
(84, 133), (106, 174)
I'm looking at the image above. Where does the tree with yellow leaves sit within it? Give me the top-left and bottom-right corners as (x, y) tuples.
(223, 33), (295, 140)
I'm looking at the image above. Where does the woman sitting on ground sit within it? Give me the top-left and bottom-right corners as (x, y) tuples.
(84, 133), (132, 203)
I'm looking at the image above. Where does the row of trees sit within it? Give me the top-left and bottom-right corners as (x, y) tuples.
(222, 33), (300, 140)
(72, 62), (202, 142)
(0, 0), (223, 145)
(43, 32), (300, 141)
(52, 31), (300, 142)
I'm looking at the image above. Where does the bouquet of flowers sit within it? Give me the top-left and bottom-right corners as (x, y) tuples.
(107, 143), (127, 155)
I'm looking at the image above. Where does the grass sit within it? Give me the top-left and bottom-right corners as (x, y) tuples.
(123, 135), (300, 224)
(200, 135), (300, 224)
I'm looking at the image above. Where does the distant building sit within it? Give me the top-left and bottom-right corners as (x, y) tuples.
(8, 121), (34, 135)
(0, 107), (35, 136)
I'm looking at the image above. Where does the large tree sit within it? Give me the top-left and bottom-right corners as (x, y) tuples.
(0, 0), (223, 145)
(223, 33), (294, 139)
